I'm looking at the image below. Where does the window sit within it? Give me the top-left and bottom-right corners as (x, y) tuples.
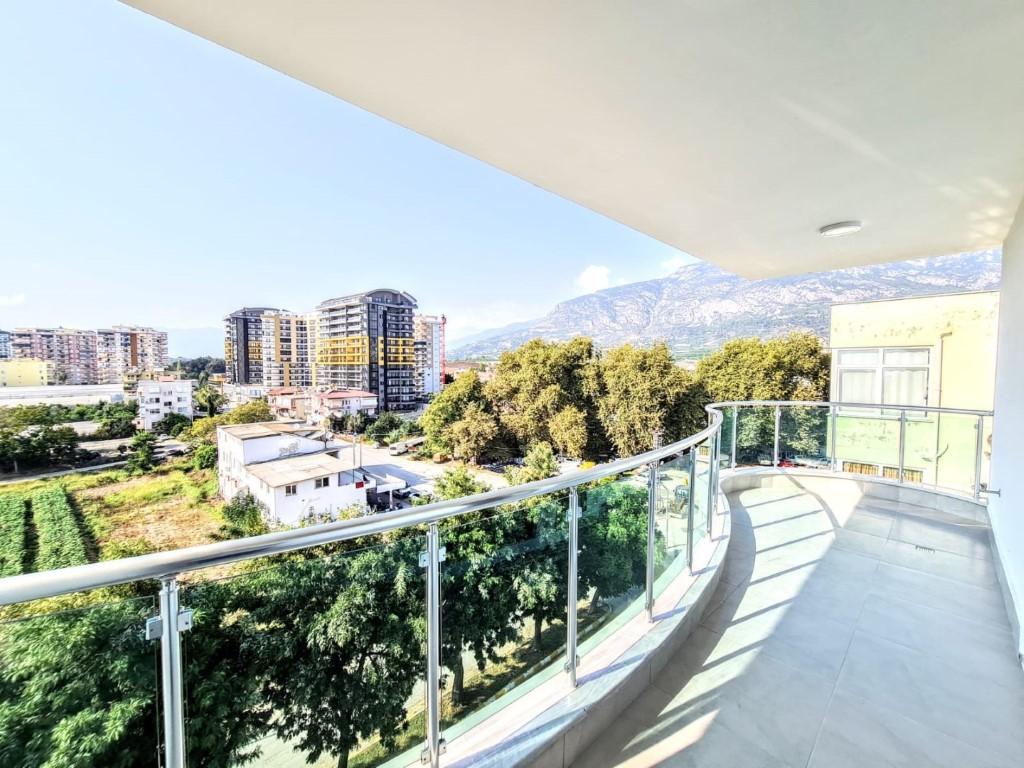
(285, 484), (297, 496)
(315, 477), (330, 489)
(835, 346), (930, 407)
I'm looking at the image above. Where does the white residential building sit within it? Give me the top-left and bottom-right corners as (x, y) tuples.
(414, 314), (445, 397)
(311, 389), (378, 425)
(217, 421), (367, 526)
(136, 377), (195, 431)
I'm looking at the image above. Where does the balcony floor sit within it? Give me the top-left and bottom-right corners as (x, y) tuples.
(572, 480), (1024, 767)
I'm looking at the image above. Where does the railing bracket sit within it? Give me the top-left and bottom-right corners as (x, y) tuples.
(419, 547), (446, 568)
(145, 609), (193, 641)
(420, 738), (446, 764)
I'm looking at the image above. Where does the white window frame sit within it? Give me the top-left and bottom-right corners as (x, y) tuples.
(285, 484), (297, 496)
(315, 477), (330, 489)
(835, 346), (931, 408)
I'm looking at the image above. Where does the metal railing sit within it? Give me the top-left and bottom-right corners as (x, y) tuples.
(715, 400), (993, 501)
(0, 399), (992, 767)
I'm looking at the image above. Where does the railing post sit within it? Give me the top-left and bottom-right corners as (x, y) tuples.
(686, 448), (697, 572)
(423, 523), (444, 766)
(566, 487), (580, 685)
(829, 404), (838, 473)
(645, 433), (661, 623)
(730, 405), (738, 468)
(706, 433), (717, 532)
(897, 409), (907, 483)
(772, 405), (781, 467)
(974, 415), (985, 501)
(158, 576), (187, 768)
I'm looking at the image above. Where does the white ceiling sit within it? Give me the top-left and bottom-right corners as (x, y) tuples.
(122, 1), (1024, 278)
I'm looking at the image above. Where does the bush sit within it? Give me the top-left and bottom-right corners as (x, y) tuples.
(31, 486), (88, 570)
(217, 491), (269, 539)
(0, 495), (27, 577)
(192, 443), (218, 471)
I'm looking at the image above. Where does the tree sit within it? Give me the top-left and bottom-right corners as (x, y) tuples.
(125, 432), (157, 474)
(153, 412), (190, 436)
(598, 343), (706, 457)
(695, 333), (830, 462)
(224, 400), (272, 425)
(448, 403), (498, 463)
(505, 441), (559, 485)
(234, 543), (424, 768)
(548, 404), (588, 459)
(485, 338), (606, 458)
(216, 491), (269, 539)
(93, 416), (137, 440)
(365, 412), (404, 445)
(192, 443), (218, 471)
(194, 387), (225, 418)
(420, 372), (488, 454)
(0, 426), (81, 474)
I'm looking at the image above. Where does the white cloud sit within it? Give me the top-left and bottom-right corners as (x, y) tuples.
(576, 265), (612, 293)
(661, 254), (691, 274)
(0, 293), (26, 308)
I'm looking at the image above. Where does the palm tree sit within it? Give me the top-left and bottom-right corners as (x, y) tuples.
(195, 386), (225, 417)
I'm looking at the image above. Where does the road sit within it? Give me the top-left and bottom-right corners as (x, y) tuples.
(345, 441), (509, 497)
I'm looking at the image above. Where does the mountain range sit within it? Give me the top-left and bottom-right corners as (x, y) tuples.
(450, 250), (1002, 359)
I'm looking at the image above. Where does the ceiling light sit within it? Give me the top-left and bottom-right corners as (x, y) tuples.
(819, 221), (862, 238)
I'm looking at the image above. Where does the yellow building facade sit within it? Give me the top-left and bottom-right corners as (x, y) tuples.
(0, 358), (53, 387)
(828, 291), (999, 491)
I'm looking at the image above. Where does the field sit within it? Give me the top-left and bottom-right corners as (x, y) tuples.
(0, 460), (225, 577)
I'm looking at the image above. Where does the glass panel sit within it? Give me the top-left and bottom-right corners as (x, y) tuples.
(734, 406), (775, 466)
(882, 368), (928, 407)
(833, 405), (900, 478)
(934, 412), (982, 495)
(838, 369), (876, 402)
(837, 349), (879, 366)
(718, 408), (736, 468)
(655, 451), (691, 598)
(578, 472), (648, 659)
(440, 493), (568, 737)
(779, 405), (830, 468)
(883, 347), (930, 366)
(691, 442), (711, 543)
(0, 594), (161, 767)
(182, 537), (424, 768)
(903, 410), (939, 486)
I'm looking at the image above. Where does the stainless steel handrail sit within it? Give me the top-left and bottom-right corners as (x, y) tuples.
(713, 400), (993, 417)
(0, 410), (724, 606)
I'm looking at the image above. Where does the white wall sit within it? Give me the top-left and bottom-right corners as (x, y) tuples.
(990, 198), (1024, 659)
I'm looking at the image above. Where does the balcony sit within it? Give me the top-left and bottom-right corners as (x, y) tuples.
(0, 401), (1018, 768)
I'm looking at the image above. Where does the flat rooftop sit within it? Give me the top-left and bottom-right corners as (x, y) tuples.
(218, 421), (321, 440)
(246, 452), (352, 487)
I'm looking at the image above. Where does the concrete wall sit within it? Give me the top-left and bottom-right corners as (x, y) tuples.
(991, 199), (1024, 659)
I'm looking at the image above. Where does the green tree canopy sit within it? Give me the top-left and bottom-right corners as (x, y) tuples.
(597, 343), (706, 457)
(484, 338), (605, 458)
(449, 403), (499, 463)
(419, 371), (488, 454)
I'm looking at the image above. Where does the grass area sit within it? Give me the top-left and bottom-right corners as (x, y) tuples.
(0, 459), (224, 562)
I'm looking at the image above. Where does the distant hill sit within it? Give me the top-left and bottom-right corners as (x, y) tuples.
(451, 251), (1001, 359)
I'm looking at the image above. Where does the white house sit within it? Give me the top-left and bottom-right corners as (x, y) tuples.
(217, 421), (368, 526)
(311, 389), (378, 425)
(136, 377), (195, 430)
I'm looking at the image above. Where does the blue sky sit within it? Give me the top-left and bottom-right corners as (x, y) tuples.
(0, 2), (692, 356)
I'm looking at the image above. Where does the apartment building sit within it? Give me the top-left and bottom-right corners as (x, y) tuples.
(217, 421), (367, 526)
(0, 359), (52, 387)
(11, 327), (98, 384)
(96, 326), (168, 384)
(224, 307), (279, 385)
(259, 310), (317, 388)
(316, 289), (417, 411)
(0, 330), (11, 360)
(136, 377), (195, 430)
(414, 313), (446, 398)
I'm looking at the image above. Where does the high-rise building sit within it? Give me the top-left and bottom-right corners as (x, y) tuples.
(414, 314), (446, 397)
(258, 310), (317, 388)
(96, 326), (168, 384)
(224, 307), (280, 385)
(12, 328), (98, 385)
(316, 290), (417, 411)
(0, 330), (11, 361)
